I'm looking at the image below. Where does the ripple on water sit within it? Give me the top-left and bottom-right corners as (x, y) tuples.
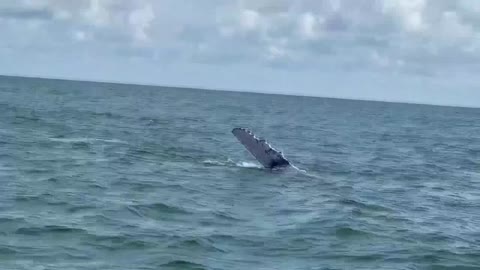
(84, 233), (160, 251)
(160, 260), (207, 270)
(15, 225), (88, 236)
(334, 226), (372, 239)
(167, 237), (226, 253)
(128, 202), (191, 217)
(339, 198), (394, 213)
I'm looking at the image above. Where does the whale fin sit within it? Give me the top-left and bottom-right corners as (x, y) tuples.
(232, 128), (290, 169)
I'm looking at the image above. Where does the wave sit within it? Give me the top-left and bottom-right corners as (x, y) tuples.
(0, 246), (17, 255)
(335, 226), (371, 238)
(49, 137), (127, 144)
(168, 238), (226, 253)
(212, 210), (244, 222)
(85, 233), (157, 251)
(160, 260), (206, 270)
(15, 225), (87, 236)
(339, 198), (393, 213)
(90, 111), (122, 119)
(127, 202), (191, 217)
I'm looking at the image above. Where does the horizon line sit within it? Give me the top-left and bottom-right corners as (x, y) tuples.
(0, 73), (478, 110)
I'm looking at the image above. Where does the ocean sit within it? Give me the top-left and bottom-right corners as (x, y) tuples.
(0, 75), (479, 270)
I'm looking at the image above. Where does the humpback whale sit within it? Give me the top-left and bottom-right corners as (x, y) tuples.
(232, 128), (290, 169)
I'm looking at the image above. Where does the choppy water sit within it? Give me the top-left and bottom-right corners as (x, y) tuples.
(1, 75), (479, 270)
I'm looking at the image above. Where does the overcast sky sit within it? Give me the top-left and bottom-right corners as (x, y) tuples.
(1, 0), (480, 107)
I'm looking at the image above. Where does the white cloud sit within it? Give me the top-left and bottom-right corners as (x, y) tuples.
(215, 0), (480, 75)
(457, 0), (480, 14)
(3, 0), (480, 76)
(53, 9), (71, 20)
(2, 0), (155, 44)
(265, 45), (287, 61)
(371, 50), (404, 70)
(73, 30), (89, 41)
(439, 11), (472, 40)
(298, 12), (323, 40)
(128, 4), (155, 43)
(382, 0), (427, 33)
(83, 0), (110, 27)
(239, 9), (260, 31)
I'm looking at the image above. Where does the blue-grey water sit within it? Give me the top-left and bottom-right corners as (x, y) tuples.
(1, 75), (479, 270)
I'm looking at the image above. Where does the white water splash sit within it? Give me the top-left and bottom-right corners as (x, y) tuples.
(288, 163), (322, 179)
(203, 159), (228, 166)
(204, 157), (312, 174)
(290, 163), (307, 173)
(203, 159), (262, 169)
(235, 161), (262, 168)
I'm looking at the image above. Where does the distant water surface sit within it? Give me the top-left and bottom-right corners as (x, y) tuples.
(1, 75), (479, 270)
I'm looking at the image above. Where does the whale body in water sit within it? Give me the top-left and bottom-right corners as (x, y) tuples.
(232, 128), (290, 169)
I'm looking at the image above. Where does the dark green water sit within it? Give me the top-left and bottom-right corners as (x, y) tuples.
(1, 75), (479, 270)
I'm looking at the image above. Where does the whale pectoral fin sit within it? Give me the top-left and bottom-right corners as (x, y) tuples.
(232, 128), (290, 169)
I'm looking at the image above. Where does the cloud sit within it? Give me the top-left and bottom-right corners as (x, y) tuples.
(72, 30), (90, 42)
(2, 0), (480, 78)
(222, 0), (480, 76)
(298, 12), (323, 40)
(382, 0), (427, 33)
(0, 8), (53, 20)
(239, 9), (260, 31)
(0, 0), (156, 45)
(82, 0), (110, 27)
(128, 4), (155, 43)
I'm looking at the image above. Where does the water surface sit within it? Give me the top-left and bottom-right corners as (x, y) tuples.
(1, 75), (479, 269)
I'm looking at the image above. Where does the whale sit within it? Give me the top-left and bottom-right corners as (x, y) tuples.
(232, 128), (290, 169)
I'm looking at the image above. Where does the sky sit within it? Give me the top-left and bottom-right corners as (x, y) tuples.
(1, 0), (480, 107)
